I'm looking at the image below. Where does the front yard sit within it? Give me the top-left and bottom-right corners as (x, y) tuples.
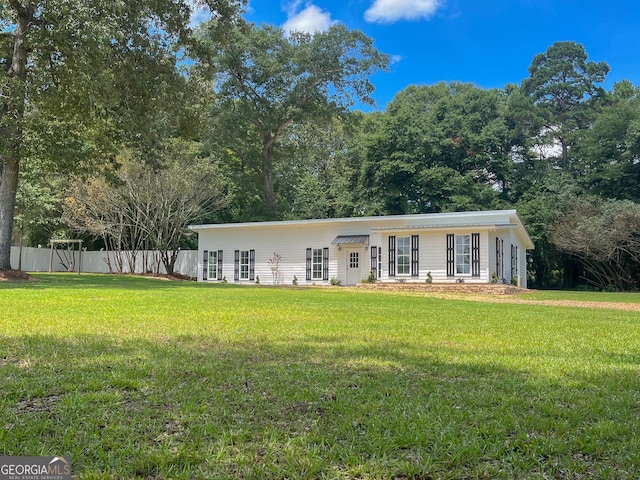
(1, 274), (639, 478)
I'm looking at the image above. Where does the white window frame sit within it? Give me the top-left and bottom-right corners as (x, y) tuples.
(456, 234), (471, 275)
(208, 251), (218, 280)
(397, 236), (410, 276)
(312, 248), (323, 280)
(240, 250), (249, 280)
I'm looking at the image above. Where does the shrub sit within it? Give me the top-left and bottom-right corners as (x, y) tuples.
(292, 276), (298, 285)
(425, 271), (433, 284)
(330, 277), (341, 286)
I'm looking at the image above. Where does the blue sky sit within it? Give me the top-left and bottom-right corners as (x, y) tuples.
(204, 0), (640, 111)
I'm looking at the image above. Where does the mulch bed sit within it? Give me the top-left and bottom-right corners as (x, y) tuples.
(0, 270), (33, 281)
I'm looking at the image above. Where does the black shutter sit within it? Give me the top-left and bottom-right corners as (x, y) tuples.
(217, 250), (223, 281)
(306, 248), (312, 281)
(495, 238), (500, 277)
(511, 244), (515, 279)
(249, 249), (255, 281)
(515, 246), (518, 275)
(203, 250), (208, 280)
(500, 239), (504, 278)
(388, 236), (396, 277)
(370, 245), (378, 278)
(472, 233), (480, 277)
(322, 248), (329, 281)
(234, 250), (240, 282)
(411, 235), (419, 277)
(446, 234), (455, 277)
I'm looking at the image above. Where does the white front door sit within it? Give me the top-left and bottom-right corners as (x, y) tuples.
(345, 248), (362, 285)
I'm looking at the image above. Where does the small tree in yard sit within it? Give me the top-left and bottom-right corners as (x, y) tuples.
(268, 253), (283, 285)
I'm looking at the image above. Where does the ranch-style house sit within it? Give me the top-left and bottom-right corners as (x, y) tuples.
(189, 209), (534, 287)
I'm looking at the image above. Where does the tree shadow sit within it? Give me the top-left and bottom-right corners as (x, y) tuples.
(2, 333), (638, 478)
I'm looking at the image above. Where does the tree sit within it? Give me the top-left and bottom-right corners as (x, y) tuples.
(573, 80), (640, 201)
(64, 141), (230, 275)
(0, 0), (243, 271)
(550, 195), (640, 291)
(199, 22), (389, 217)
(357, 83), (514, 214)
(522, 41), (609, 168)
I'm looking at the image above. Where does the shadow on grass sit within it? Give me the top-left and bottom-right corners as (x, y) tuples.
(2, 333), (639, 479)
(0, 273), (226, 291)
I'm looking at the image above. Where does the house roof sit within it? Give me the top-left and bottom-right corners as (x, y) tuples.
(189, 209), (535, 249)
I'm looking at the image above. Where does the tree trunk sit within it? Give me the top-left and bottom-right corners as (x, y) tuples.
(0, 2), (33, 271)
(0, 156), (19, 270)
(262, 145), (276, 216)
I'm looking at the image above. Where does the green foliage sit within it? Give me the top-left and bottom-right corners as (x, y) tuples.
(292, 275), (298, 285)
(330, 277), (341, 286)
(426, 271), (433, 284)
(362, 271), (376, 284)
(357, 82), (513, 214)
(491, 272), (499, 284)
(199, 22), (389, 217)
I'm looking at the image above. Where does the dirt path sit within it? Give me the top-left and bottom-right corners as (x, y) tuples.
(423, 293), (640, 312)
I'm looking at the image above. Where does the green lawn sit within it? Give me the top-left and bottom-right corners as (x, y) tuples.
(1, 274), (640, 479)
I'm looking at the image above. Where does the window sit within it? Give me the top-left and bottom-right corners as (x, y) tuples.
(235, 249), (255, 282)
(208, 251), (218, 280)
(456, 235), (471, 275)
(397, 236), (410, 275)
(240, 250), (249, 279)
(447, 233), (480, 277)
(312, 248), (323, 280)
(349, 251), (359, 268)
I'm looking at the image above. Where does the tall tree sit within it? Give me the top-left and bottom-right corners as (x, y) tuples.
(522, 41), (609, 168)
(0, 0), (243, 271)
(358, 83), (514, 214)
(199, 22), (389, 218)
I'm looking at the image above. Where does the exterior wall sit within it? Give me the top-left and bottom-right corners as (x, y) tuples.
(374, 229), (490, 284)
(197, 222), (364, 285)
(193, 210), (534, 287)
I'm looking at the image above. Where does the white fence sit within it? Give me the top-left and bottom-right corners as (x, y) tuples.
(10, 246), (198, 278)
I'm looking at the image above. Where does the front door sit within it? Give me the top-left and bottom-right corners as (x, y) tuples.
(345, 248), (362, 285)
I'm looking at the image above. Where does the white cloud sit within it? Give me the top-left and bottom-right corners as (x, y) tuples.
(390, 54), (403, 65)
(283, 4), (335, 34)
(364, 0), (440, 24)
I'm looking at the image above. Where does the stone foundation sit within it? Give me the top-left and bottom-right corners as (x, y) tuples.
(355, 282), (526, 295)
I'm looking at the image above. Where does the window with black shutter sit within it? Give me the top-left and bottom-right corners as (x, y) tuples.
(446, 234), (455, 277)
(472, 233), (480, 277)
(388, 236), (396, 277)
(203, 250), (208, 281)
(411, 235), (419, 277)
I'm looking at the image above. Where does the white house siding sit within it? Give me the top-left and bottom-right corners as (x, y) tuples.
(191, 210), (534, 287)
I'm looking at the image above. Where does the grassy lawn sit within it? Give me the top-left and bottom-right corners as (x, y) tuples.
(1, 274), (640, 479)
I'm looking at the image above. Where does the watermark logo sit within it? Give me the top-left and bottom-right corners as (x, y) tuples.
(0, 456), (71, 480)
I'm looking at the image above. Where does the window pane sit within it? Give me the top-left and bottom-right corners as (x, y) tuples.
(240, 250), (249, 279)
(455, 235), (471, 275)
(312, 248), (323, 279)
(208, 251), (217, 279)
(397, 236), (410, 275)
